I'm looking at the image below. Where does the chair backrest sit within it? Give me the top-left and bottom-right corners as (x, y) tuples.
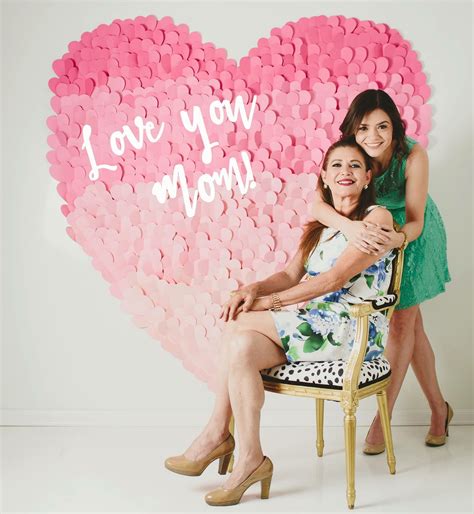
(381, 243), (405, 322)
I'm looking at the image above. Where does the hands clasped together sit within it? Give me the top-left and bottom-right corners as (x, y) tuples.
(347, 220), (404, 255)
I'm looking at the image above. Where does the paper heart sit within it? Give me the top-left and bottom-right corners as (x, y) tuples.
(47, 14), (430, 391)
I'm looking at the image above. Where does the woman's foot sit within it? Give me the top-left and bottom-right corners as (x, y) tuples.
(428, 401), (449, 436)
(165, 431), (234, 477)
(183, 426), (231, 462)
(365, 413), (384, 445)
(221, 454), (265, 490)
(365, 402), (449, 443)
(205, 456), (273, 506)
(426, 401), (453, 446)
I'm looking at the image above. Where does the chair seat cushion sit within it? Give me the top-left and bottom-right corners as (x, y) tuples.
(261, 357), (391, 390)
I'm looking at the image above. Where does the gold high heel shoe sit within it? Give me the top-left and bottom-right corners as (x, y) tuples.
(205, 456), (273, 506)
(363, 441), (385, 455)
(425, 401), (454, 447)
(363, 415), (387, 455)
(164, 433), (235, 476)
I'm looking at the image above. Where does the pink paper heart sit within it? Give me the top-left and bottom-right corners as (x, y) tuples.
(47, 14), (431, 392)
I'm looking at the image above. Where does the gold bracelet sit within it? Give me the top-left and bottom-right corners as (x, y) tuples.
(270, 292), (282, 311)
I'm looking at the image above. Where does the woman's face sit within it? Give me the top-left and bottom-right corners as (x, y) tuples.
(354, 108), (393, 159)
(321, 146), (371, 198)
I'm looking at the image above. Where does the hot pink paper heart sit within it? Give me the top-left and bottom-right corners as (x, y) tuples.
(47, 14), (431, 391)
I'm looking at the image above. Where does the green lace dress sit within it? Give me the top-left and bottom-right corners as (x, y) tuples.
(374, 136), (451, 310)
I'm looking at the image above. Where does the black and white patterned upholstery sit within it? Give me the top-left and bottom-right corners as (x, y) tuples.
(261, 356), (391, 390)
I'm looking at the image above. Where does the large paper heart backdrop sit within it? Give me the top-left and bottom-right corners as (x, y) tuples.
(47, 14), (431, 392)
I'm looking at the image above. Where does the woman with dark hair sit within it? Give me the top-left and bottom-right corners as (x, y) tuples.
(165, 137), (397, 506)
(310, 89), (453, 454)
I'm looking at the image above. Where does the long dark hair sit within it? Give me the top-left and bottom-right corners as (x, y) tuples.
(298, 136), (376, 267)
(339, 89), (408, 164)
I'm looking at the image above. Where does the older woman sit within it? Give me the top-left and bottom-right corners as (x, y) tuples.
(164, 136), (399, 507)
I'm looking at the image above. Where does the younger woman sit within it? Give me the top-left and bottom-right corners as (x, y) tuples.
(311, 89), (453, 453)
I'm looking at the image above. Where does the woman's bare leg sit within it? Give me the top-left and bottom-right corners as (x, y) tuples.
(365, 305), (418, 445)
(182, 323), (238, 461)
(410, 309), (448, 435)
(182, 312), (286, 462)
(223, 329), (287, 489)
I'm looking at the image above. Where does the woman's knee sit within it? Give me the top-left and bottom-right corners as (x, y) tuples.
(221, 313), (251, 343)
(389, 305), (419, 339)
(220, 319), (246, 353)
(414, 307), (425, 334)
(221, 318), (240, 338)
(227, 331), (257, 367)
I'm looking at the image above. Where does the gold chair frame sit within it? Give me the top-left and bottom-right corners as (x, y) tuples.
(228, 244), (405, 509)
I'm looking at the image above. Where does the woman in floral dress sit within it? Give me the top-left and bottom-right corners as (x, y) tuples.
(164, 136), (398, 507)
(270, 209), (395, 363)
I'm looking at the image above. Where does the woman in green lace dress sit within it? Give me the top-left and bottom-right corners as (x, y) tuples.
(311, 89), (453, 453)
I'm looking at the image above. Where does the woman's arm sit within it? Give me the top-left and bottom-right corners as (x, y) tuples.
(257, 207), (394, 309)
(239, 248), (307, 296)
(365, 144), (429, 254)
(400, 143), (429, 242)
(221, 248), (308, 320)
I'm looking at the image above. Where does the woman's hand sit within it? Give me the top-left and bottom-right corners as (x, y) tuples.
(245, 296), (273, 312)
(365, 222), (406, 254)
(342, 220), (399, 255)
(219, 284), (260, 322)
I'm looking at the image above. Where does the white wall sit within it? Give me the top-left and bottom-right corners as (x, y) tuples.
(2, 0), (472, 428)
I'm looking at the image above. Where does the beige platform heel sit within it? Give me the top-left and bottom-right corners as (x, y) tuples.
(164, 434), (235, 476)
(204, 456), (273, 506)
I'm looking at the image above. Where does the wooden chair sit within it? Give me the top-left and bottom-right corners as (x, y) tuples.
(228, 244), (405, 509)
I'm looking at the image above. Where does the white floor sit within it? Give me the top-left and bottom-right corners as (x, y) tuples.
(1, 425), (472, 513)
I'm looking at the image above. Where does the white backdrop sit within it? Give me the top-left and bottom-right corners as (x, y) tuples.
(2, 0), (472, 428)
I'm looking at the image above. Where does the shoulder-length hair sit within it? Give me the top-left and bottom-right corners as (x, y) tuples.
(339, 89), (408, 163)
(298, 136), (376, 267)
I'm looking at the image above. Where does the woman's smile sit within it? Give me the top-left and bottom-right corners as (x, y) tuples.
(337, 178), (356, 186)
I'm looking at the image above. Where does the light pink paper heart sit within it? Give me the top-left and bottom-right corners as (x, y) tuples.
(47, 14), (431, 391)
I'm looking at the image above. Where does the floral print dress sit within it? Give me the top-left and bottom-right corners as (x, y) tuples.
(269, 206), (396, 363)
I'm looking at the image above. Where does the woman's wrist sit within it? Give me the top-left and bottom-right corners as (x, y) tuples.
(396, 229), (408, 249)
(264, 295), (274, 310)
(238, 282), (260, 294)
(338, 216), (353, 236)
(269, 292), (282, 311)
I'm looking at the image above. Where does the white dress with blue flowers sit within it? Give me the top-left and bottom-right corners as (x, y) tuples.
(269, 205), (396, 363)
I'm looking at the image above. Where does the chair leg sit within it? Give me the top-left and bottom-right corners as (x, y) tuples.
(343, 408), (357, 509)
(228, 415), (235, 473)
(315, 398), (324, 457)
(376, 390), (396, 474)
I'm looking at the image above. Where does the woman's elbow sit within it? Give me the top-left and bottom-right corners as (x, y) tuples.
(309, 202), (318, 219)
(310, 199), (324, 220)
